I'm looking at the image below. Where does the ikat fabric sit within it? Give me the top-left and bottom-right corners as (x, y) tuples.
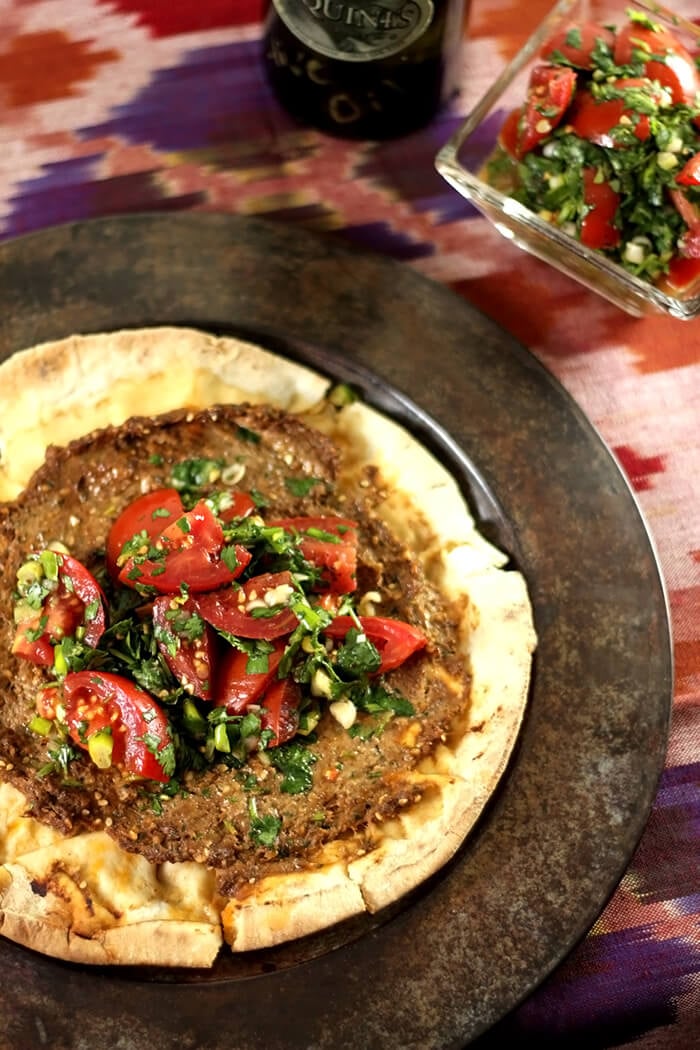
(0, 1), (698, 1046)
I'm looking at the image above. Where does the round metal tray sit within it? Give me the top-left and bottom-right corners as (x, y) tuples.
(0, 213), (672, 1050)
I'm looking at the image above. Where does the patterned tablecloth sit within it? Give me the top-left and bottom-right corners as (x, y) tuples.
(0, 1), (698, 1047)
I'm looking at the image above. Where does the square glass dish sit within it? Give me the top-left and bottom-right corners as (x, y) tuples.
(435, 0), (700, 319)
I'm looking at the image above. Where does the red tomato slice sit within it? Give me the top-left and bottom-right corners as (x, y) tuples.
(60, 554), (106, 647)
(676, 152), (700, 188)
(195, 571), (300, 640)
(540, 20), (615, 69)
(12, 554), (106, 666)
(106, 488), (184, 579)
(63, 671), (173, 783)
(678, 225), (700, 260)
(260, 676), (301, 747)
(498, 106), (522, 159)
(217, 491), (257, 523)
(269, 516), (358, 594)
(12, 592), (81, 665)
(515, 64), (577, 157)
(36, 684), (60, 720)
(669, 186), (700, 229)
(581, 167), (621, 249)
(569, 81), (659, 147)
(661, 253), (700, 292)
(298, 538), (357, 593)
(215, 639), (286, 714)
(12, 629), (52, 665)
(152, 595), (217, 700)
(613, 21), (700, 104)
(119, 500), (250, 593)
(668, 189), (700, 260)
(671, 182), (700, 278)
(323, 615), (427, 674)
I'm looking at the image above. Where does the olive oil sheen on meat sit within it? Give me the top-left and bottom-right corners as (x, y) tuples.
(263, 1), (467, 139)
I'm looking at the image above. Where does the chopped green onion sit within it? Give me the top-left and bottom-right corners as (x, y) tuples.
(327, 383), (357, 407)
(39, 549), (60, 581)
(88, 730), (114, 770)
(214, 722), (231, 753)
(28, 715), (53, 737)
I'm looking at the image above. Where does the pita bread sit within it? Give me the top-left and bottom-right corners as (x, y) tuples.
(0, 327), (535, 964)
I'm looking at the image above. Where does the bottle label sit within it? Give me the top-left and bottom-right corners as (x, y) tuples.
(272, 1), (436, 63)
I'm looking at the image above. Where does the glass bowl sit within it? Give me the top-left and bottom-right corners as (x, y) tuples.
(435, 0), (700, 319)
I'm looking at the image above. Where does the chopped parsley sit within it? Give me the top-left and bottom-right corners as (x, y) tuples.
(165, 606), (205, 643)
(236, 425), (261, 445)
(284, 476), (324, 498)
(248, 488), (269, 508)
(248, 797), (282, 847)
(335, 627), (382, 678)
(221, 544), (242, 573)
(269, 741), (319, 795)
(36, 740), (80, 780)
(171, 457), (225, 492)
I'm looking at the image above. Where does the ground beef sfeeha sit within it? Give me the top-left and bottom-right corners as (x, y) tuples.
(0, 404), (469, 892)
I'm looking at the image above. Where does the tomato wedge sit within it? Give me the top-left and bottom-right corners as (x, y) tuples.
(217, 491), (257, 523)
(515, 64), (577, 158)
(63, 671), (173, 783)
(668, 188), (700, 259)
(681, 226), (700, 259)
(675, 153), (700, 188)
(669, 186), (700, 228)
(59, 555), (107, 646)
(269, 516), (358, 594)
(569, 80), (661, 147)
(497, 106), (522, 159)
(581, 167), (621, 249)
(106, 488), (184, 579)
(119, 499), (251, 593)
(260, 677), (301, 747)
(152, 595), (217, 700)
(323, 616), (427, 674)
(195, 571), (300, 640)
(660, 253), (700, 293)
(540, 21), (615, 69)
(13, 592), (82, 665)
(36, 684), (61, 721)
(613, 20), (700, 104)
(12, 553), (105, 666)
(215, 639), (286, 714)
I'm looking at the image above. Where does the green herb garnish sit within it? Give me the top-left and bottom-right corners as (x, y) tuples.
(248, 797), (282, 847)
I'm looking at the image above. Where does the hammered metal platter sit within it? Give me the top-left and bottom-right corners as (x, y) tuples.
(0, 213), (672, 1050)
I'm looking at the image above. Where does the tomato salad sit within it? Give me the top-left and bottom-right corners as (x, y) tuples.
(484, 10), (700, 292)
(12, 463), (426, 787)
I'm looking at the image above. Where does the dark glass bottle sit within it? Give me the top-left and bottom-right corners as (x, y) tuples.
(263, 1), (467, 140)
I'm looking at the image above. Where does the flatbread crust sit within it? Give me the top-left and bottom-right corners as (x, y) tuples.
(0, 327), (536, 965)
(0, 783), (222, 966)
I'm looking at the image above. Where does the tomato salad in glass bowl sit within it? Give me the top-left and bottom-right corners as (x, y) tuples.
(12, 473), (427, 789)
(436, 0), (700, 318)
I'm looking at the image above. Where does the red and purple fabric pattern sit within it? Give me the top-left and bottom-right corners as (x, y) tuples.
(0, 1), (698, 1046)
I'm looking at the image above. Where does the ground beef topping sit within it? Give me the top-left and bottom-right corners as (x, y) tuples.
(0, 404), (470, 889)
